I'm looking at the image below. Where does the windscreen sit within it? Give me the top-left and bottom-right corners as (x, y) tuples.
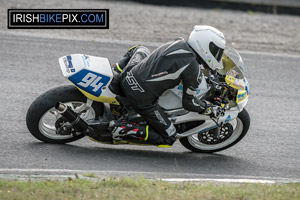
(220, 47), (245, 79)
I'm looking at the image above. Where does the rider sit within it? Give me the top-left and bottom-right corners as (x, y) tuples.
(109, 25), (226, 146)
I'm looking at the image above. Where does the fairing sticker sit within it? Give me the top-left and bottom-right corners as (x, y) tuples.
(63, 55), (75, 73)
(68, 69), (110, 97)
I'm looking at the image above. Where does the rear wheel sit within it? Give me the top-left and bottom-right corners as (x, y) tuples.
(179, 109), (250, 153)
(26, 85), (104, 144)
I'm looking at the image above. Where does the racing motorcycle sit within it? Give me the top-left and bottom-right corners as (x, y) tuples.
(26, 47), (250, 153)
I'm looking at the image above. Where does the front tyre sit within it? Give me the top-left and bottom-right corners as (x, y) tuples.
(179, 108), (250, 153)
(26, 85), (104, 144)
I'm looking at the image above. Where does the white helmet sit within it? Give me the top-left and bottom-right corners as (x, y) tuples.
(188, 25), (226, 70)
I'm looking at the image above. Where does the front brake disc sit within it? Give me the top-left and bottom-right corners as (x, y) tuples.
(198, 123), (234, 144)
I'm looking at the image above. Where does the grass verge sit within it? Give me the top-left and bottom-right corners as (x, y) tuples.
(0, 177), (299, 200)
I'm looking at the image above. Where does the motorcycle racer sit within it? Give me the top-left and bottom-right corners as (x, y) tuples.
(109, 25), (226, 146)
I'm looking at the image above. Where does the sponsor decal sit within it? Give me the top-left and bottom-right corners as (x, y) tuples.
(125, 72), (145, 92)
(244, 78), (250, 95)
(177, 85), (183, 90)
(154, 110), (167, 126)
(233, 79), (245, 89)
(8, 9), (109, 29)
(225, 115), (231, 123)
(151, 71), (168, 78)
(81, 55), (90, 68)
(238, 92), (247, 101)
(177, 85), (183, 95)
(177, 85), (200, 95)
(68, 69), (110, 97)
(63, 55), (75, 73)
(245, 86), (249, 95)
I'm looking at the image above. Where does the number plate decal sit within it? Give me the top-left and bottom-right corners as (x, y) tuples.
(68, 69), (110, 97)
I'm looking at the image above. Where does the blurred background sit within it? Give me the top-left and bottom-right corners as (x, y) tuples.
(125, 0), (300, 15)
(1, 0), (299, 54)
(1, 0), (300, 180)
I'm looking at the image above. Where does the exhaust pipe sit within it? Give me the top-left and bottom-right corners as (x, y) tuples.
(55, 102), (112, 143)
(55, 102), (93, 135)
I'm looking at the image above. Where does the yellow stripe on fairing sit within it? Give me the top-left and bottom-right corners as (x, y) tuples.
(77, 87), (120, 105)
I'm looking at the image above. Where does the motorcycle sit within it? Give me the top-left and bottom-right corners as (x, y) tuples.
(26, 46), (250, 153)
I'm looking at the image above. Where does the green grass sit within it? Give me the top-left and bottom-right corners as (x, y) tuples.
(0, 177), (299, 200)
(82, 173), (97, 178)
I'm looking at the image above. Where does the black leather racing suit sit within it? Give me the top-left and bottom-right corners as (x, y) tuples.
(116, 38), (207, 145)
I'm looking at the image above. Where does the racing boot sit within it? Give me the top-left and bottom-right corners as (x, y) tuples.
(112, 45), (138, 73)
(109, 120), (146, 142)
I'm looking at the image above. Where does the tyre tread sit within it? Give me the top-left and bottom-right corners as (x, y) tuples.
(179, 109), (250, 153)
(26, 85), (103, 144)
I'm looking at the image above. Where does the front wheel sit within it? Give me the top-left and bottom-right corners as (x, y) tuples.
(179, 108), (250, 153)
(26, 85), (104, 144)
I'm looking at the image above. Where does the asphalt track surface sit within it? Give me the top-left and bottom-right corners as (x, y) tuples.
(0, 32), (300, 181)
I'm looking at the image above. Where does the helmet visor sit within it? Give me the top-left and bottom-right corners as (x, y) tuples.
(209, 42), (224, 62)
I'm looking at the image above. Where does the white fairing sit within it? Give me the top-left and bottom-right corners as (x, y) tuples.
(158, 73), (245, 137)
(59, 54), (112, 78)
(159, 74), (209, 110)
(58, 54), (116, 99)
(174, 107), (239, 138)
(238, 98), (248, 111)
(159, 88), (183, 110)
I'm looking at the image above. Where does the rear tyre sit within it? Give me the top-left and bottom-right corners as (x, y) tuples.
(179, 109), (250, 153)
(26, 85), (104, 144)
